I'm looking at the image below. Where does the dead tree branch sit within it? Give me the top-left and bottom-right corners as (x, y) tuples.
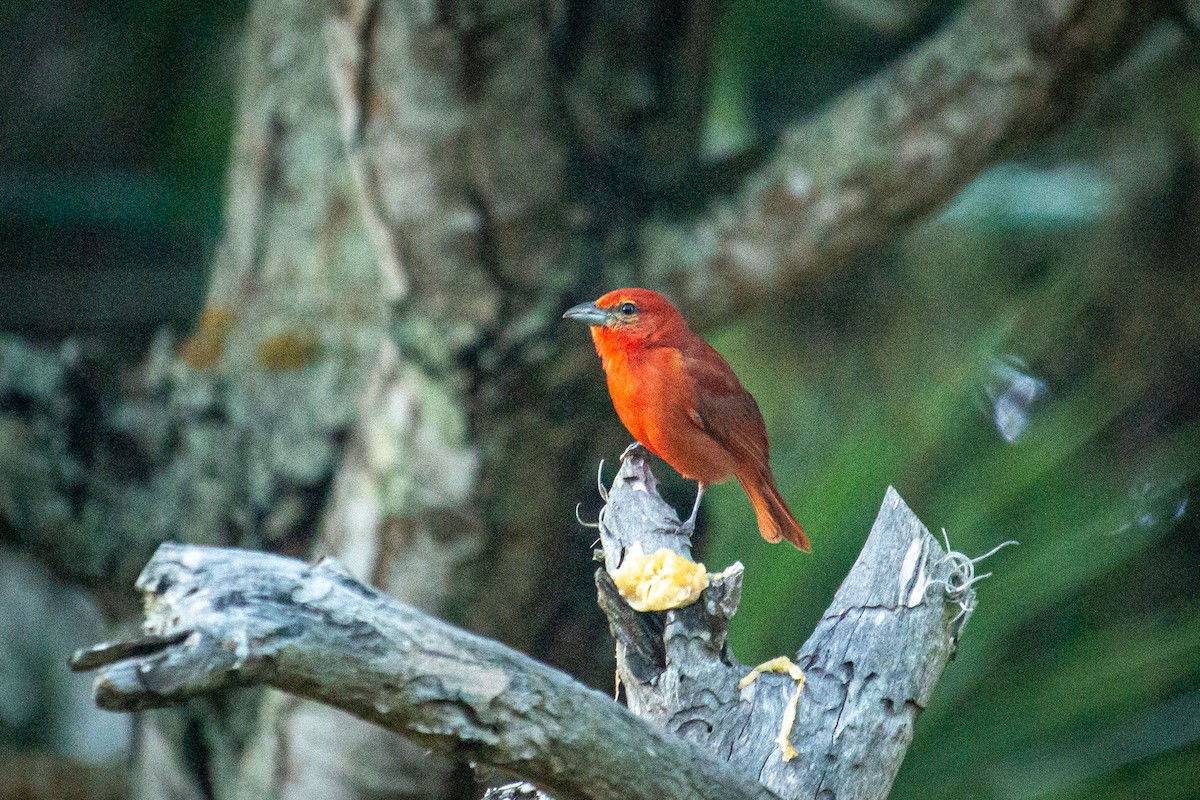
(73, 448), (984, 800)
(592, 449), (978, 799)
(70, 542), (777, 800)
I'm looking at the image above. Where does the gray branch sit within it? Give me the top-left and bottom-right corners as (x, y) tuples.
(70, 541), (775, 800)
(594, 449), (977, 799)
(72, 448), (984, 800)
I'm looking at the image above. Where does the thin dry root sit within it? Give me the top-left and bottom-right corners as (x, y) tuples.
(739, 656), (807, 762)
(577, 461), (615, 532)
(926, 531), (1019, 635)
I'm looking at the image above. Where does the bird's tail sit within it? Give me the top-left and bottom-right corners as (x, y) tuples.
(737, 471), (811, 552)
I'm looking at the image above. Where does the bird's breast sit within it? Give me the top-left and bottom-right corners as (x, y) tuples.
(601, 346), (735, 485)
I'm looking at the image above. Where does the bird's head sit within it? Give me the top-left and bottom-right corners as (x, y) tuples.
(563, 288), (688, 349)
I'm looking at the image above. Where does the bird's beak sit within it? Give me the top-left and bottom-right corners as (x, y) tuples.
(562, 301), (609, 326)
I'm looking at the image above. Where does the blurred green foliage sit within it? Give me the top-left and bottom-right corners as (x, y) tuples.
(702, 4), (1200, 798)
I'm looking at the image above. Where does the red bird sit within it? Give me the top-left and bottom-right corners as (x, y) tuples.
(564, 288), (809, 551)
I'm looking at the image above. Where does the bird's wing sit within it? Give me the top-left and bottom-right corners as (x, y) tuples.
(680, 343), (770, 470)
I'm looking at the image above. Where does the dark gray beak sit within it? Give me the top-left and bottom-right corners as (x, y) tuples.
(562, 301), (609, 326)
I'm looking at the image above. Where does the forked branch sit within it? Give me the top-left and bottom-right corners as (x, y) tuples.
(589, 449), (981, 799)
(72, 450), (992, 800)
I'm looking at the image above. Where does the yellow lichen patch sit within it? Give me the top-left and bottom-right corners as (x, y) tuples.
(739, 656), (807, 762)
(609, 544), (709, 611)
(179, 305), (236, 369)
(256, 331), (317, 370)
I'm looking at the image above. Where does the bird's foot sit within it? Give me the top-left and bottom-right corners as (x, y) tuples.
(619, 442), (646, 461)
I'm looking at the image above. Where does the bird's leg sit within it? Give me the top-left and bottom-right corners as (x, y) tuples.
(681, 483), (706, 533)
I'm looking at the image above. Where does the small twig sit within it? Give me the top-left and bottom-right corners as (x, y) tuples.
(597, 459), (609, 502)
(575, 502), (602, 529)
(69, 631), (195, 673)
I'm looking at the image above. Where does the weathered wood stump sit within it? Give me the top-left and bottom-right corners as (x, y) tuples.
(72, 448), (986, 800)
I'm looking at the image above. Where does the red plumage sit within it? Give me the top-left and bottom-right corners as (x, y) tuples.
(565, 288), (809, 551)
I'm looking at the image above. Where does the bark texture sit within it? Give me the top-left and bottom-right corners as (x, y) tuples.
(73, 456), (978, 800)
(594, 453), (974, 799)
(74, 543), (774, 800)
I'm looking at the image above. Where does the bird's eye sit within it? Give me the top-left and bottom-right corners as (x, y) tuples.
(619, 302), (638, 316)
